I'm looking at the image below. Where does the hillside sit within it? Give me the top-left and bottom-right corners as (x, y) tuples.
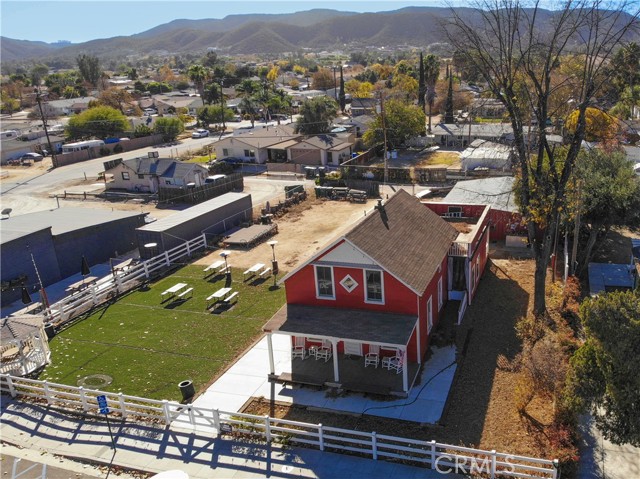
(1, 7), (638, 63)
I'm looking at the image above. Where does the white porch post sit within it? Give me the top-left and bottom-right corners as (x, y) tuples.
(416, 311), (422, 365)
(402, 347), (408, 392)
(332, 340), (339, 383)
(266, 333), (275, 375)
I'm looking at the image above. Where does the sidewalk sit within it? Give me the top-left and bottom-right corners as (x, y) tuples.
(0, 398), (458, 479)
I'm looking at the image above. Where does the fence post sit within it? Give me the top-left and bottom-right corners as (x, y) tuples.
(43, 381), (53, 405)
(490, 450), (497, 479)
(6, 375), (16, 398)
(143, 262), (150, 278)
(186, 241), (191, 257)
(213, 408), (220, 433)
(318, 423), (324, 451)
(91, 286), (97, 305)
(164, 251), (170, 267)
(372, 432), (377, 460)
(118, 393), (127, 418)
(162, 400), (172, 425)
(79, 387), (89, 411)
(552, 459), (559, 479)
(201, 233), (207, 249)
(264, 415), (272, 443)
(188, 407), (195, 426)
(430, 440), (437, 468)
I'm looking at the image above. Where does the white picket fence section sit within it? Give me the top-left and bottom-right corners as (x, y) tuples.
(40, 234), (207, 328)
(0, 374), (558, 479)
(457, 291), (468, 325)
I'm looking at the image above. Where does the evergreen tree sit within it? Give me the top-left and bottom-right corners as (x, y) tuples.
(338, 66), (346, 113)
(444, 65), (455, 124)
(418, 52), (426, 110)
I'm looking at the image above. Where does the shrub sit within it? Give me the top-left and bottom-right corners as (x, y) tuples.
(99, 146), (110, 156)
(113, 143), (124, 153)
(561, 276), (581, 319)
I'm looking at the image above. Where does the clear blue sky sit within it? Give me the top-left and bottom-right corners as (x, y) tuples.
(2, 1), (457, 44)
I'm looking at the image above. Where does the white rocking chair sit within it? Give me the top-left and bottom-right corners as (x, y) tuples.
(364, 344), (380, 368)
(292, 336), (307, 360)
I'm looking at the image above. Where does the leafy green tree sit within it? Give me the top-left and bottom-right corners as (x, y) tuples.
(198, 105), (234, 127)
(154, 117), (184, 142)
(294, 96), (338, 135)
(30, 64), (49, 88)
(76, 54), (101, 86)
(98, 88), (133, 114)
(566, 290), (640, 446)
(443, 65), (455, 123)
(133, 124), (153, 138)
(66, 106), (129, 140)
(146, 82), (171, 95)
(312, 68), (334, 90)
(418, 52), (426, 110)
(575, 149), (640, 273)
(363, 99), (426, 150)
(339, 66), (346, 112)
(202, 51), (218, 68)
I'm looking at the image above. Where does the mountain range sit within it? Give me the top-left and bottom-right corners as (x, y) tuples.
(2, 7), (638, 63)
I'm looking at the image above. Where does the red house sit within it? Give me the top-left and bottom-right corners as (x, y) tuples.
(263, 190), (461, 395)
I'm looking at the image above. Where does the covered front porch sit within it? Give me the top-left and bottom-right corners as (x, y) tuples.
(262, 304), (423, 396)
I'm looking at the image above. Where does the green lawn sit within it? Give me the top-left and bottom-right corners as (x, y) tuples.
(40, 265), (285, 401)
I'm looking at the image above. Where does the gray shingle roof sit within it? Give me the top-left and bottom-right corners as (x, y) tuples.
(345, 189), (458, 294)
(443, 177), (518, 213)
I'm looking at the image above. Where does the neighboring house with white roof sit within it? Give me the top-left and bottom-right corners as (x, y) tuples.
(103, 156), (209, 193)
(154, 94), (204, 116)
(288, 134), (353, 166)
(36, 97), (96, 117)
(214, 124), (300, 163)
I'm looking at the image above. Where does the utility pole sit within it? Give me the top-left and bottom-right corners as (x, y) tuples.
(35, 91), (58, 168)
(377, 92), (389, 185)
(219, 80), (226, 132)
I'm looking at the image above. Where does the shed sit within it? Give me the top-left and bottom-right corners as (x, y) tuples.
(588, 262), (638, 296)
(460, 140), (514, 171)
(136, 192), (252, 258)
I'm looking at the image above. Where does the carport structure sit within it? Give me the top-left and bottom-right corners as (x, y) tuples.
(263, 304), (421, 395)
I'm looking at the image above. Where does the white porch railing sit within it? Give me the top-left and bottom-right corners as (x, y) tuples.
(449, 242), (470, 257)
(32, 234), (208, 329)
(0, 374), (559, 479)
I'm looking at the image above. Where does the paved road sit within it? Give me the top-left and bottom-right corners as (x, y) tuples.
(0, 138), (310, 216)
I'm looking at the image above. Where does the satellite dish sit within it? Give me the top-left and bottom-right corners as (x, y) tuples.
(1, 208), (12, 218)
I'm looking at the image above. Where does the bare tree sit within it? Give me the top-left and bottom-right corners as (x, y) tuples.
(446, 0), (639, 316)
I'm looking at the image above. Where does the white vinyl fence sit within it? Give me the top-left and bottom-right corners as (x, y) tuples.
(41, 234), (207, 328)
(0, 374), (558, 479)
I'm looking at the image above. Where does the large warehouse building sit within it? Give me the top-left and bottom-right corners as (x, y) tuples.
(1, 208), (147, 306)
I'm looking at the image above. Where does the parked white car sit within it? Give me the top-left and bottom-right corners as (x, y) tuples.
(191, 129), (209, 138)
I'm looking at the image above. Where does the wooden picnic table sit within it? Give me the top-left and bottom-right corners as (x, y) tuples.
(205, 287), (234, 308)
(66, 276), (98, 292)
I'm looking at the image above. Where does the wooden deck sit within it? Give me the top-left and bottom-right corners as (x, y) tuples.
(274, 353), (420, 396)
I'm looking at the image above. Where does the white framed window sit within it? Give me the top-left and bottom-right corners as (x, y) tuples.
(315, 265), (334, 299)
(223, 148), (230, 156)
(427, 296), (433, 333)
(438, 277), (443, 311)
(365, 269), (384, 303)
(121, 172), (130, 180)
(340, 274), (358, 293)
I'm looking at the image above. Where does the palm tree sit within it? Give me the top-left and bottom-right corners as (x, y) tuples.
(295, 96), (338, 135)
(239, 97), (259, 127)
(188, 64), (209, 102)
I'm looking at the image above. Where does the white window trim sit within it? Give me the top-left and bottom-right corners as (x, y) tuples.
(364, 269), (385, 304)
(438, 277), (443, 311)
(427, 296), (433, 333)
(314, 265), (335, 300)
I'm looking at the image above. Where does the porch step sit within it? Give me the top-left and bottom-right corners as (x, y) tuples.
(341, 382), (391, 397)
(272, 372), (325, 388)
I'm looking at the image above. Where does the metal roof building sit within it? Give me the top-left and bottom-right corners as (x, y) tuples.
(1, 208), (147, 306)
(136, 192), (252, 259)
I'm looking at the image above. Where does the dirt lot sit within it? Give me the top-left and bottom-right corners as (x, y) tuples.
(194, 195), (378, 272)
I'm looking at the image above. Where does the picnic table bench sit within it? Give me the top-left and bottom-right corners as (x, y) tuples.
(243, 263), (265, 281)
(259, 267), (272, 278)
(205, 287), (233, 309)
(204, 260), (225, 275)
(161, 282), (188, 302)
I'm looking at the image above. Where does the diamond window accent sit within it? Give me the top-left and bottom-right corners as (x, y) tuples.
(340, 274), (359, 293)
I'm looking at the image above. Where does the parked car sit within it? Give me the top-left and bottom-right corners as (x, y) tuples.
(20, 152), (43, 162)
(191, 129), (210, 138)
(204, 174), (226, 184)
(143, 108), (157, 116)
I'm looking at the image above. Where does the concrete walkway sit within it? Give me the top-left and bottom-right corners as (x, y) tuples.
(0, 398), (458, 479)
